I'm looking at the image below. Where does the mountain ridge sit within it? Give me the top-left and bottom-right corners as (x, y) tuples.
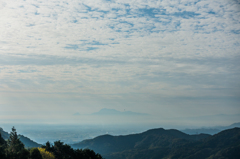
(71, 128), (211, 155)
(91, 108), (149, 116)
(71, 128), (240, 159)
(182, 122), (240, 135)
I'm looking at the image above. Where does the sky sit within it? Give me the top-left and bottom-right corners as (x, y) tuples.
(0, 0), (240, 127)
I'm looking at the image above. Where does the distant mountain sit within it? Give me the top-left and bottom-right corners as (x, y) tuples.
(71, 128), (240, 159)
(182, 122), (240, 135)
(216, 122), (240, 129)
(0, 127), (9, 139)
(91, 108), (148, 116)
(0, 127), (41, 148)
(71, 128), (210, 158)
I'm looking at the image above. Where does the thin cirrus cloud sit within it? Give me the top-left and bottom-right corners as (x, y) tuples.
(0, 0), (240, 126)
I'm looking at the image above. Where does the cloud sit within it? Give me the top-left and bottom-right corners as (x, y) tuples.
(0, 0), (240, 125)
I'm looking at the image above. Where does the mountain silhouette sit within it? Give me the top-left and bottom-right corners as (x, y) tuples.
(91, 108), (148, 116)
(182, 122), (240, 135)
(71, 128), (210, 157)
(71, 128), (240, 159)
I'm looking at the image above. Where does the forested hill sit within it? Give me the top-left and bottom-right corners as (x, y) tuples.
(71, 128), (211, 156)
(71, 128), (240, 159)
(0, 127), (41, 148)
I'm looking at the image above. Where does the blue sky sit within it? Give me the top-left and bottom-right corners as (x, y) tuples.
(0, 0), (240, 127)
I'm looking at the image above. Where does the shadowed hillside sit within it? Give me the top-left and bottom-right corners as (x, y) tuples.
(71, 128), (240, 159)
(71, 128), (210, 157)
(0, 127), (41, 148)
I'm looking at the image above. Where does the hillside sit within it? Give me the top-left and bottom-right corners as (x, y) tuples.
(0, 128), (9, 139)
(0, 127), (41, 148)
(166, 128), (240, 159)
(71, 128), (210, 157)
(71, 128), (240, 159)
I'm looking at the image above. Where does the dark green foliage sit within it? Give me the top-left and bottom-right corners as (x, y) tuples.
(30, 148), (42, 159)
(44, 141), (54, 152)
(0, 133), (7, 159)
(6, 127), (26, 159)
(1, 126), (103, 159)
(0, 133), (7, 146)
(41, 140), (103, 159)
(80, 149), (103, 159)
(0, 127), (31, 159)
(53, 140), (74, 159)
(18, 149), (30, 159)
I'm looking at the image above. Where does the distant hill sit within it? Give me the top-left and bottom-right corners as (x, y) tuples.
(216, 122), (240, 129)
(0, 127), (41, 148)
(0, 127), (9, 139)
(71, 128), (210, 157)
(182, 122), (240, 135)
(71, 128), (240, 159)
(18, 135), (41, 148)
(91, 108), (148, 116)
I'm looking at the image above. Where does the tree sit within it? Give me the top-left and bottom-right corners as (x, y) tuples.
(41, 140), (103, 159)
(18, 149), (30, 159)
(38, 148), (55, 159)
(6, 127), (28, 159)
(43, 141), (53, 152)
(30, 148), (42, 159)
(53, 140), (75, 159)
(0, 133), (6, 145)
(0, 133), (7, 159)
(81, 148), (103, 159)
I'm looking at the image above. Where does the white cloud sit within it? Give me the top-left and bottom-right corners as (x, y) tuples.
(0, 0), (240, 124)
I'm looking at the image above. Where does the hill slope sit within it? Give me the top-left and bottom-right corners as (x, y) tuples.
(168, 128), (240, 159)
(71, 128), (240, 159)
(71, 128), (210, 157)
(0, 127), (41, 148)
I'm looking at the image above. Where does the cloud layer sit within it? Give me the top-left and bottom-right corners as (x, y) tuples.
(0, 0), (240, 126)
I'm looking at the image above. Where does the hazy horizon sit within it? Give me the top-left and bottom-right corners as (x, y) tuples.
(1, 0), (240, 127)
(1, 120), (239, 145)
